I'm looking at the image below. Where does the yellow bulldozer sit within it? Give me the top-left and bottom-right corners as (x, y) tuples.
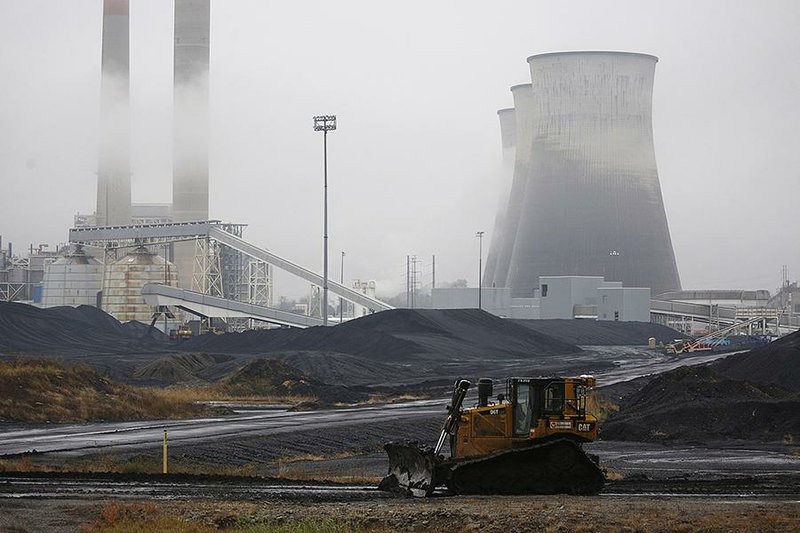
(379, 376), (605, 496)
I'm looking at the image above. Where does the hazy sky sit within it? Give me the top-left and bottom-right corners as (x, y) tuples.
(1, 0), (798, 298)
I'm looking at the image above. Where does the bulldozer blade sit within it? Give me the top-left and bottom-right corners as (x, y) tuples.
(445, 439), (605, 495)
(378, 442), (439, 498)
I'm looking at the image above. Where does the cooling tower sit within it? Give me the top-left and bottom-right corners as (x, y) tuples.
(173, 0), (211, 288)
(482, 108), (516, 288)
(491, 84), (534, 289)
(96, 0), (132, 227)
(506, 51), (681, 297)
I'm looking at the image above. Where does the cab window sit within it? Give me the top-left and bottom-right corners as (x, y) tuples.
(513, 383), (533, 435)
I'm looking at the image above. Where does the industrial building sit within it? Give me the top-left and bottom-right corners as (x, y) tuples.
(488, 51), (682, 298)
(432, 276), (650, 322)
(538, 276), (651, 322)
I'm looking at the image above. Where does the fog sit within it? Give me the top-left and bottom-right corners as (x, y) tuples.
(0, 0), (798, 298)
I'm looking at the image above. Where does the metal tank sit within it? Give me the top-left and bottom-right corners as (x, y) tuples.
(491, 85), (535, 289)
(173, 0), (211, 289)
(482, 108), (516, 288)
(507, 51), (681, 297)
(40, 247), (103, 307)
(96, 0), (132, 226)
(102, 246), (179, 322)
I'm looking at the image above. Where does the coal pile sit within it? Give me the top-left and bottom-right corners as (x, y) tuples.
(0, 302), (167, 355)
(602, 365), (799, 443)
(714, 330), (800, 392)
(218, 358), (369, 405)
(182, 309), (581, 363)
(511, 319), (682, 345)
(133, 353), (234, 385)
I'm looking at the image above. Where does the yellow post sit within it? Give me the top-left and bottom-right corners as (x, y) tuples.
(162, 429), (168, 474)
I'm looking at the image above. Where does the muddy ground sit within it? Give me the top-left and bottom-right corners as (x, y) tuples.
(1, 492), (799, 532)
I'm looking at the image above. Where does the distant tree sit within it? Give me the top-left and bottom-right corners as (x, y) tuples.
(444, 278), (469, 288)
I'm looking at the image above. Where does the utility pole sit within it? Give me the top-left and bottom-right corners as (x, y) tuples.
(406, 255), (410, 307)
(313, 115), (337, 326)
(432, 254), (436, 289)
(410, 256), (417, 309)
(340, 251), (345, 323)
(476, 231), (484, 310)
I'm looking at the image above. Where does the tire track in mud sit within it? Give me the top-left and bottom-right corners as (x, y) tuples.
(2, 473), (799, 501)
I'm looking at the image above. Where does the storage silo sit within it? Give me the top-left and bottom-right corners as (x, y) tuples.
(482, 108), (516, 288)
(102, 246), (179, 322)
(492, 84), (535, 289)
(507, 51), (681, 297)
(40, 247), (103, 307)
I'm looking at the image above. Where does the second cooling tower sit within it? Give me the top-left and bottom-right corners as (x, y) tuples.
(506, 51), (681, 297)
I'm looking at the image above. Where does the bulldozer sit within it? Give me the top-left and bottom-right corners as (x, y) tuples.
(379, 376), (605, 497)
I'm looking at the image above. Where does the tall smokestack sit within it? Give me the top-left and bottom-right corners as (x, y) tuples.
(482, 108), (516, 288)
(96, 0), (132, 227)
(173, 0), (211, 288)
(507, 51), (681, 297)
(491, 84), (534, 289)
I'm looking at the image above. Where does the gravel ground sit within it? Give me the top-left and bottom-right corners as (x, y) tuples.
(2, 494), (799, 532)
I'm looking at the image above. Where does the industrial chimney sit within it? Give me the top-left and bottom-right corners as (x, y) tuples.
(507, 51), (681, 297)
(482, 108), (516, 288)
(491, 84), (534, 290)
(172, 0), (211, 288)
(96, 0), (132, 227)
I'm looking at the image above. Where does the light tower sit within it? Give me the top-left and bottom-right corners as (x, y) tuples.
(313, 115), (337, 326)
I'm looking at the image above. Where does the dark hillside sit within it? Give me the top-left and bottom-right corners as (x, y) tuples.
(182, 309), (581, 362)
(0, 302), (165, 355)
(713, 330), (800, 392)
(602, 365), (799, 443)
(512, 319), (683, 346)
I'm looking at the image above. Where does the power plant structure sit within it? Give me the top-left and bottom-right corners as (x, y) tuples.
(490, 84), (534, 291)
(172, 0), (211, 290)
(489, 51), (682, 298)
(481, 107), (515, 289)
(96, 0), (132, 227)
(72, 0), (282, 328)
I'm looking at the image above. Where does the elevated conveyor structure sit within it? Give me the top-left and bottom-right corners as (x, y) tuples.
(142, 284), (324, 328)
(650, 299), (795, 334)
(69, 221), (393, 319)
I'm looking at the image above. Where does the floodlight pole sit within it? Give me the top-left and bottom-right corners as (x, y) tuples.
(476, 231), (485, 310)
(313, 115), (337, 326)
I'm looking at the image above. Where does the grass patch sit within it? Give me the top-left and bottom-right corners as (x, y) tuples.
(0, 358), (226, 423)
(153, 385), (315, 406)
(0, 453), (263, 477)
(82, 503), (385, 533)
(0, 358), (322, 423)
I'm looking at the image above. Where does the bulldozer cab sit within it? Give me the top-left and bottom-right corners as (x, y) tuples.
(507, 376), (597, 441)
